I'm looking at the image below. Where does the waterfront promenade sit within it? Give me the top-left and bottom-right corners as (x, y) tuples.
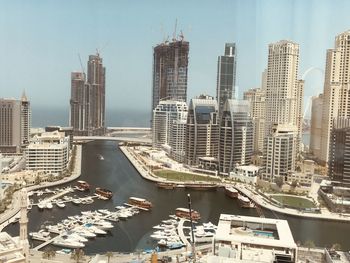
(120, 145), (350, 223)
(0, 145), (82, 230)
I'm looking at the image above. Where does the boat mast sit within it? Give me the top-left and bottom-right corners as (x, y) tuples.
(187, 193), (196, 262)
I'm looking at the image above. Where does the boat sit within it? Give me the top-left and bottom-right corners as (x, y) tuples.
(115, 206), (125, 210)
(225, 186), (239, 198)
(128, 197), (152, 209)
(158, 239), (167, 247)
(53, 238), (85, 249)
(95, 188), (113, 199)
(75, 229), (96, 238)
(238, 194), (255, 208)
(175, 208), (201, 221)
(185, 184), (218, 191)
(157, 182), (176, 189)
(66, 233), (88, 243)
(75, 180), (90, 192)
(98, 154), (104, 160)
(167, 242), (185, 250)
(72, 199), (81, 205)
(46, 202), (53, 209)
(38, 202), (45, 210)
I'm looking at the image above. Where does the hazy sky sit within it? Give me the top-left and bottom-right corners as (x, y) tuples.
(1, 0), (349, 116)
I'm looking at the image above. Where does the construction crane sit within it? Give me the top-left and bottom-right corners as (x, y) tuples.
(78, 53), (85, 75)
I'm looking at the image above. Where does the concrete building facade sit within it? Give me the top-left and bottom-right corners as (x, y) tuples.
(320, 30), (350, 163)
(243, 88), (265, 153)
(216, 43), (236, 115)
(26, 131), (69, 174)
(70, 53), (106, 136)
(0, 95), (31, 153)
(310, 94), (324, 157)
(185, 95), (219, 166)
(152, 39), (189, 113)
(263, 124), (298, 182)
(152, 100), (188, 162)
(219, 99), (253, 174)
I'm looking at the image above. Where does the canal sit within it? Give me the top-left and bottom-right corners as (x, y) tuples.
(5, 140), (350, 253)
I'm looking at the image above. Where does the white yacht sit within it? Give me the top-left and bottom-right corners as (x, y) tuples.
(46, 202), (53, 209)
(56, 201), (66, 208)
(53, 238), (85, 249)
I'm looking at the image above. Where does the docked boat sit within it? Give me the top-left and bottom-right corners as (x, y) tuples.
(158, 239), (167, 247)
(56, 201), (66, 208)
(157, 182), (176, 189)
(128, 197), (152, 209)
(175, 208), (201, 221)
(98, 154), (104, 160)
(225, 186), (239, 198)
(238, 194), (255, 208)
(72, 199), (81, 205)
(95, 188), (113, 199)
(46, 202), (53, 209)
(38, 202), (45, 210)
(185, 184), (218, 191)
(53, 238), (85, 249)
(75, 180), (90, 192)
(167, 242), (185, 250)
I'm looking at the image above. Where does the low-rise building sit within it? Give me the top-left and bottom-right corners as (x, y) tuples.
(286, 171), (313, 186)
(207, 214), (297, 262)
(0, 232), (26, 263)
(26, 131), (69, 174)
(229, 165), (260, 184)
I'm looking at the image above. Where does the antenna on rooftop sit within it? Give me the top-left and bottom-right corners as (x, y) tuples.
(173, 18), (178, 41)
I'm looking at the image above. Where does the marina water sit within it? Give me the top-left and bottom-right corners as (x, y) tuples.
(5, 140), (350, 253)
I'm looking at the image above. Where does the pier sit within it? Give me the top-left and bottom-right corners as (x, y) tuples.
(177, 219), (191, 248)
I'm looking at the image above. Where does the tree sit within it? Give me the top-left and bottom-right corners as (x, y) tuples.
(71, 248), (85, 263)
(106, 251), (113, 263)
(42, 248), (56, 259)
(331, 243), (342, 250)
(275, 177), (284, 188)
(304, 240), (315, 251)
(291, 180), (298, 188)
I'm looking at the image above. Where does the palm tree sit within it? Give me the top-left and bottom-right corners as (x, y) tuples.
(71, 248), (85, 263)
(42, 248), (56, 259)
(106, 251), (113, 263)
(304, 240), (315, 251)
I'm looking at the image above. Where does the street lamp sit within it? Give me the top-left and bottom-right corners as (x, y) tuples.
(187, 193), (196, 262)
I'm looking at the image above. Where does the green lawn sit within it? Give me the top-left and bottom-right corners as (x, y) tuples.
(154, 170), (221, 182)
(271, 195), (316, 209)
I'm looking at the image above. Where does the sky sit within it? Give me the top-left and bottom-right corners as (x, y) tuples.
(1, 0), (350, 118)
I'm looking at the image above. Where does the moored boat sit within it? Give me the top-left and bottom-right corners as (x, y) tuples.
(76, 180), (90, 192)
(175, 208), (201, 221)
(128, 197), (152, 209)
(157, 182), (176, 189)
(225, 186), (238, 198)
(95, 188), (113, 199)
(238, 194), (255, 208)
(185, 184), (218, 191)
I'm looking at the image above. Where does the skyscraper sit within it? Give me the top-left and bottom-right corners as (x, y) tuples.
(152, 38), (189, 112)
(0, 95), (31, 153)
(216, 43), (236, 115)
(70, 52), (106, 136)
(310, 94), (323, 157)
(152, 100), (188, 162)
(185, 95), (219, 166)
(320, 30), (350, 163)
(219, 99), (253, 174)
(264, 40), (303, 159)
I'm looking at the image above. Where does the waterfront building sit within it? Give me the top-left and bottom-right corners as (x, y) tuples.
(310, 94), (323, 158)
(185, 95), (219, 166)
(264, 40), (304, 158)
(70, 52), (106, 136)
(45, 126), (73, 149)
(229, 165), (260, 184)
(328, 118), (350, 187)
(26, 130), (69, 174)
(243, 88), (265, 153)
(263, 124), (298, 182)
(0, 94), (31, 153)
(320, 30), (350, 163)
(216, 43), (236, 115)
(151, 37), (189, 112)
(218, 99), (253, 175)
(152, 100), (188, 162)
(208, 214), (297, 262)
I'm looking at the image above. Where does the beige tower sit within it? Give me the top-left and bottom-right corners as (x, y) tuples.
(320, 30), (350, 164)
(19, 188), (29, 262)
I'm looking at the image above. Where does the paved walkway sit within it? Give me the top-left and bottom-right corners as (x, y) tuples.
(121, 145), (350, 223)
(0, 145), (82, 230)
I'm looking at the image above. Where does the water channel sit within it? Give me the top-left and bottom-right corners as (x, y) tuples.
(5, 140), (350, 253)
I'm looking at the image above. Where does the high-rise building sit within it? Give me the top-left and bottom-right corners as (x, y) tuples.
(185, 95), (219, 166)
(152, 100), (188, 162)
(310, 94), (323, 157)
(216, 43), (236, 115)
(328, 118), (350, 187)
(320, 30), (350, 163)
(262, 124), (298, 182)
(152, 38), (189, 113)
(70, 52), (106, 136)
(264, 40), (303, 163)
(0, 95), (31, 153)
(243, 88), (265, 153)
(218, 99), (253, 174)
